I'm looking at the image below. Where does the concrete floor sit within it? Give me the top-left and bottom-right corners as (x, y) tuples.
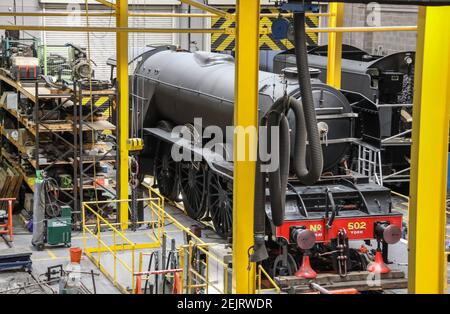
(0, 214), (121, 294)
(0, 202), (225, 294)
(1, 195), (447, 294)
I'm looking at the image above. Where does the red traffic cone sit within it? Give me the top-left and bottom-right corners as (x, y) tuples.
(172, 272), (182, 294)
(295, 255), (317, 279)
(367, 250), (390, 274)
(135, 275), (143, 294)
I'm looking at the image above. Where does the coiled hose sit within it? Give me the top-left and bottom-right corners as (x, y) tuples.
(252, 98), (290, 262)
(257, 11), (323, 222)
(251, 159), (269, 262)
(266, 105), (291, 226)
(252, 11), (324, 260)
(292, 12), (324, 185)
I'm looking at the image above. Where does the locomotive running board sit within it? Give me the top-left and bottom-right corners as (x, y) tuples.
(144, 127), (234, 179)
(275, 270), (407, 294)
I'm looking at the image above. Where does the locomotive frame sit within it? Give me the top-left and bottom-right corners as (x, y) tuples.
(274, 45), (415, 188)
(117, 44), (404, 278)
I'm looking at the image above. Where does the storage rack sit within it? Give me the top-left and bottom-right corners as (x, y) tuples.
(0, 69), (118, 225)
(75, 82), (118, 222)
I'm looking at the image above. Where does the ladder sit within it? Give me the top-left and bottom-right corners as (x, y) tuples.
(357, 143), (383, 186)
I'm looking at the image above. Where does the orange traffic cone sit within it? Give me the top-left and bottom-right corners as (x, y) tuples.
(135, 275), (143, 294)
(367, 250), (390, 274)
(172, 272), (182, 294)
(295, 255), (317, 279)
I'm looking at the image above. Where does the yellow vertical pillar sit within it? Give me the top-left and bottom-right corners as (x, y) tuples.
(232, 0), (260, 294)
(116, 0), (129, 230)
(408, 6), (450, 294)
(326, 2), (344, 88)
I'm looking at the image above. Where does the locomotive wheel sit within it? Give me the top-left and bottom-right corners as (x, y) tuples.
(208, 173), (233, 238)
(154, 141), (179, 200)
(179, 161), (208, 220)
(272, 253), (298, 277)
(349, 248), (369, 271)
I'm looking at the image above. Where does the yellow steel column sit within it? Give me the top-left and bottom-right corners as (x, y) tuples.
(232, 0), (260, 294)
(408, 6), (450, 294)
(116, 0), (129, 230)
(326, 3), (344, 88)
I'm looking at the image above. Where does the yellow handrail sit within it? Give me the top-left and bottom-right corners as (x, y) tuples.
(82, 197), (165, 294)
(257, 265), (281, 294)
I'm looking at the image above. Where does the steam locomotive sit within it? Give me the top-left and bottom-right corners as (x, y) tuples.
(274, 45), (415, 188)
(123, 15), (403, 278)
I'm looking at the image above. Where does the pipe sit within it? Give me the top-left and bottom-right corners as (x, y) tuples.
(251, 159), (269, 262)
(0, 24), (418, 34)
(0, 12), (115, 17)
(180, 0), (229, 18)
(0, 11), (332, 19)
(292, 12), (323, 185)
(266, 102), (290, 227)
(0, 25), (226, 34)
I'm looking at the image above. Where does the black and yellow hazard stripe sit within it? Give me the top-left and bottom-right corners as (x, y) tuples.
(82, 95), (114, 135)
(82, 95), (113, 118)
(211, 7), (319, 52)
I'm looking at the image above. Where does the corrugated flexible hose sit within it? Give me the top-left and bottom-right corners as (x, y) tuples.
(252, 12), (324, 261)
(292, 12), (324, 185)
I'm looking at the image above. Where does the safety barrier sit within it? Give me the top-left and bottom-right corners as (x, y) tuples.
(181, 242), (231, 294)
(146, 183), (280, 294)
(257, 265), (281, 294)
(82, 197), (165, 294)
(82, 184), (280, 294)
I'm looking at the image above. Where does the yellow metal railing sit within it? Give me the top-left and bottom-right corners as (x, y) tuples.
(257, 265), (281, 294)
(145, 182), (280, 294)
(180, 242), (231, 294)
(82, 197), (164, 294)
(80, 182), (283, 295)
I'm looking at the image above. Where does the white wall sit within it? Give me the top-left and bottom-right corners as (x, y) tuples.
(0, 0), (42, 38)
(0, 1), (179, 80)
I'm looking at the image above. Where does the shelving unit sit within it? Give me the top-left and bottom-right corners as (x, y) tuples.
(75, 82), (118, 221)
(0, 69), (118, 224)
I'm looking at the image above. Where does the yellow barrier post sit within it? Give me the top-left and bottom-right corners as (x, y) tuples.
(96, 216), (101, 267)
(188, 242), (193, 294)
(131, 245), (136, 294)
(408, 6), (450, 294)
(233, 0), (260, 295)
(116, 0), (129, 230)
(179, 247), (185, 293)
(82, 204), (87, 255)
(327, 2), (344, 88)
(113, 231), (117, 285)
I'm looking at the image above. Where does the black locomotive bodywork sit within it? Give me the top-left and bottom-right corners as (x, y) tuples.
(120, 45), (403, 277)
(274, 45), (415, 187)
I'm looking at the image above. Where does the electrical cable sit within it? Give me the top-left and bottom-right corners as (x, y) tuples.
(162, 250), (175, 294)
(143, 251), (157, 294)
(84, 0), (102, 215)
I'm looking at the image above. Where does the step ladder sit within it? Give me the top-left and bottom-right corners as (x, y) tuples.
(357, 142), (383, 186)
